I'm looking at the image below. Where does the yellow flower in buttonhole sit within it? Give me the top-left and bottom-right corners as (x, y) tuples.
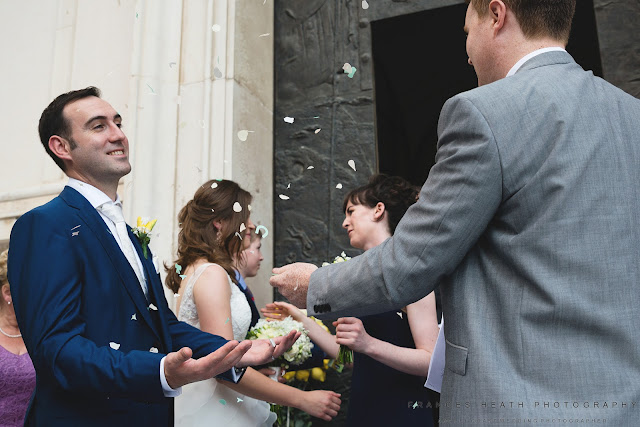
(132, 216), (157, 259)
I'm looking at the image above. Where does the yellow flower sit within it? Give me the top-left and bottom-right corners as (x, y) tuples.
(283, 371), (296, 381)
(311, 316), (330, 333)
(295, 370), (310, 382)
(145, 219), (157, 232)
(323, 359), (330, 370)
(311, 367), (326, 382)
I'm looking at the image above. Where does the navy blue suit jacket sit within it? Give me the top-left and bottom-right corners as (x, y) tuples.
(8, 187), (232, 426)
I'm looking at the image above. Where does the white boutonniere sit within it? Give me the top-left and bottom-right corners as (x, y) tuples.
(132, 217), (157, 259)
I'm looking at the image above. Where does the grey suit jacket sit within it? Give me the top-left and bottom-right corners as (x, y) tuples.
(308, 51), (640, 424)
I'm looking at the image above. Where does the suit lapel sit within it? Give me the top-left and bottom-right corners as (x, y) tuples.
(60, 187), (161, 342)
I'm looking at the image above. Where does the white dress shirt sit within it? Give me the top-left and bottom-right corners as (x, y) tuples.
(506, 47), (566, 77)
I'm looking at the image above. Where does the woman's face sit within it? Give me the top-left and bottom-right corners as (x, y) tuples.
(342, 201), (380, 250)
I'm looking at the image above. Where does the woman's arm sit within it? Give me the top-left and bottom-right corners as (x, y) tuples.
(334, 292), (438, 377)
(222, 367), (341, 421)
(192, 264), (235, 340)
(262, 301), (340, 359)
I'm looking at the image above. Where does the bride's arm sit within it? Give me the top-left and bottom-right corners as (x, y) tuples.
(222, 367), (341, 421)
(193, 266), (342, 421)
(334, 292), (438, 377)
(261, 301), (340, 359)
(192, 265), (235, 340)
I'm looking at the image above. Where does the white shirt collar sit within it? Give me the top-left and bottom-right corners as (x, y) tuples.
(507, 47), (566, 77)
(67, 178), (122, 209)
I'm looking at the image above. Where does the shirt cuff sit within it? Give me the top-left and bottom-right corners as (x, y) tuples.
(160, 356), (182, 397)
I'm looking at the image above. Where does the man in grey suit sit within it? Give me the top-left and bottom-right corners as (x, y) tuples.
(271, 0), (640, 424)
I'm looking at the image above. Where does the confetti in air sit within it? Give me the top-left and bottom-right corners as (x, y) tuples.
(169, 62), (177, 68)
(237, 397), (244, 403)
(179, 275), (186, 280)
(148, 304), (158, 311)
(238, 130), (255, 141)
(362, 0), (369, 9)
(72, 231), (79, 237)
(348, 160), (357, 171)
(336, 183), (343, 189)
(235, 232), (243, 240)
(225, 317), (230, 324)
(255, 225), (269, 238)
(174, 293), (180, 298)
(315, 128), (321, 134)
(259, 33), (270, 38)
(307, 166), (314, 170)
(110, 342), (121, 350)
(211, 24), (221, 32)
(131, 314), (137, 321)
(219, 399), (227, 406)
(175, 264), (182, 274)
(287, 183), (291, 189)
(412, 401), (419, 409)
(248, 204), (252, 211)
(240, 223), (246, 233)
(283, 116), (295, 124)
(233, 202), (243, 212)
(211, 182), (218, 189)
(149, 347), (159, 353)
(397, 312), (403, 319)
(343, 63), (353, 74)
(71, 225), (81, 230)
(146, 83), (156, 94)
(213, 67), (223, 79)
(279, 194), (290, 200)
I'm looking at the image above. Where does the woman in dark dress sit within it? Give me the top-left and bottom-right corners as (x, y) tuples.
(263, 174), (439, 426)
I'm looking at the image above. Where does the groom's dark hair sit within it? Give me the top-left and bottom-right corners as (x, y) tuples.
(38, 86), (102, 171)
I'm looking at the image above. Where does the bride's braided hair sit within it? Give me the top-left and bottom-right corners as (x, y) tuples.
(165, 180), (252, 294)
(343, 174), (419, 235)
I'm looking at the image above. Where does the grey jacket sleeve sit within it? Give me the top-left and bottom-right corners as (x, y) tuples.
(307, 95), (503, 318)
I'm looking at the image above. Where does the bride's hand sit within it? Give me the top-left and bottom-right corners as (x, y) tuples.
(261, 301), (305, 322)
(334, 317), (373, 354)
(298, 390), (342, 421)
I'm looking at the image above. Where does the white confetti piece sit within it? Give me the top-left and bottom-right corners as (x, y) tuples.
(315, 128), (321, 134)
(336, 183), (343, 189)
(211, 24), (221, 32)
(71, 225), (81, 230)
(72, 231), (79, 237)
(348, 159), (357, 171)
(174, 293), (180, 298)
(259, 33), (270, 37)
(248, 204), (252, 211)
(284, 116), (295, 124)
(109, 342), (121, 350)
(211, 182), (218, 189)
(239, 223), (246, 233)
(342, 63), (353, 74)
(213, 67), (223, 79)
(148, 304), (158, 311)
(237, 130), (249, 141)
(237, 397), (244, 403)
(149, 347), (159, 353)
(287, 183), (291, 189)
(279, 194), (290, 200)
(233, 202), (242, 212)
(131, 314), (137, 321)
(397, 311), (403, 319)
(307, 166), (314, 169)
(235, 232), (243, 240)
(362, 0), (369, 9)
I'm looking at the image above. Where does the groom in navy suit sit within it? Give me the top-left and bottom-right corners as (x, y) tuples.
(8, 87), (298, 426)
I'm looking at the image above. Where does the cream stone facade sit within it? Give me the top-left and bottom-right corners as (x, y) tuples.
(0, 0), (275, 310)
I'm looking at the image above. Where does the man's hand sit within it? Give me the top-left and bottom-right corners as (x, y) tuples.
(269, 262), (318, 308)
(237, 330), (301, 367)
(164, 340), (251, 389)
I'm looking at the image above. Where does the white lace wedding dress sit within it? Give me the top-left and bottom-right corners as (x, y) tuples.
(174, 263), (277, 427)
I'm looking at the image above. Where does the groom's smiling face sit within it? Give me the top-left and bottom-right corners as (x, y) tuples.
(61, 96), (132, 190)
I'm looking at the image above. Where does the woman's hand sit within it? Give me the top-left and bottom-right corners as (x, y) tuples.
(298, 390), (342, 421)
(261, 301), (306, 323)
(334, 317), (373, 354)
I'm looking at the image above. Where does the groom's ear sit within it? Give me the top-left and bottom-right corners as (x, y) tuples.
(49, 135), (73, 164)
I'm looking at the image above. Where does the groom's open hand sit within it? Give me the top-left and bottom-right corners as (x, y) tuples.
(236, 330), (301, 367)
(164, 340), (251, 389)
(269, 262), (318, 308)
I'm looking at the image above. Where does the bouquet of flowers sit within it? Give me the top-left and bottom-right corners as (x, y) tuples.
(132, 216), (157, 259)
(322, 252), (353, 371)
(247, 317), (314, 366)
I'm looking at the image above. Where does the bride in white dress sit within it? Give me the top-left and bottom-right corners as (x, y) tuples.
(167, 180), (342, 427)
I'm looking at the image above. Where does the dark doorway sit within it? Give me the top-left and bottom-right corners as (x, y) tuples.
(372, 0), (603, 187)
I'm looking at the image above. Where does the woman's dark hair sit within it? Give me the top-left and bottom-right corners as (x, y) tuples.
(165, 180), (252, 293)
(343, 174), (420, 235)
